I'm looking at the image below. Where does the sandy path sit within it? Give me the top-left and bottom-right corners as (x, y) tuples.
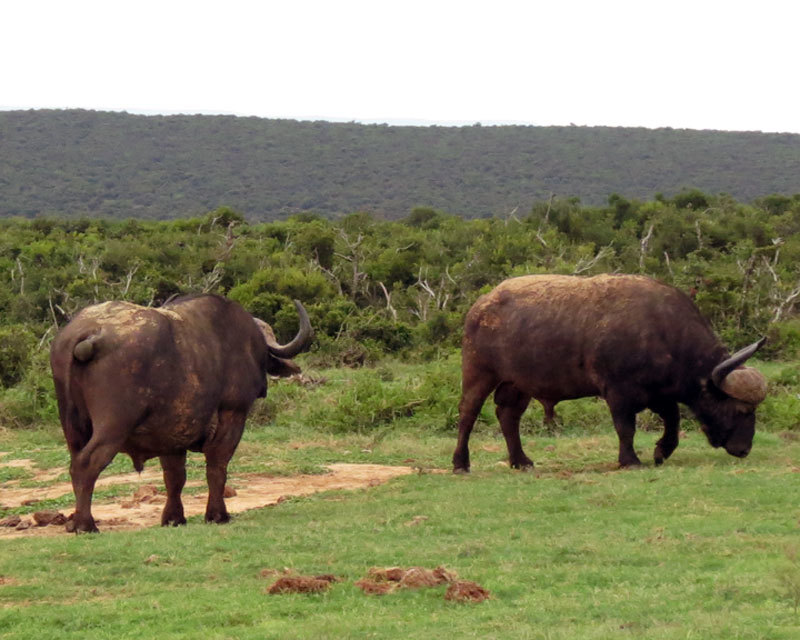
(0, 457), (415, 538)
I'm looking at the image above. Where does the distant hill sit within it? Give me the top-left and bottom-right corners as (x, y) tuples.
(1, 109), (799, 220)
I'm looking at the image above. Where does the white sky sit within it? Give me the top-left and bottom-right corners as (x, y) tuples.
(3, 0), (800, 133)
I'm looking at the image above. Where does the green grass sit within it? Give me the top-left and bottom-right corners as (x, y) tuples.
(1, 355), (800, 638)
(2, 432), (800, 639)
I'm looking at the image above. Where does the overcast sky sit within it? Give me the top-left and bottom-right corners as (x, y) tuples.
(3, 0), (799, 133)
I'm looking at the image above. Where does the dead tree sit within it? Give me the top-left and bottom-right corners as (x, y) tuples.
(335, 230), (368, 300)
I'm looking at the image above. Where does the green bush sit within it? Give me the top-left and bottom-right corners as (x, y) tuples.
(0, 347), (58, 427)
(767, 319), (800, 360)
(0, 324), (37, 388)
(350, 317), (413, 353)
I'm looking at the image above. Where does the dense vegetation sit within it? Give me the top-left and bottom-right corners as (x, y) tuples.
(2, 109), (800, 220)
(1, 191), (799, 427)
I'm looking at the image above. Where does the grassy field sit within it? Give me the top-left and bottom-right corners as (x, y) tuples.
(1, 356), (799, 639)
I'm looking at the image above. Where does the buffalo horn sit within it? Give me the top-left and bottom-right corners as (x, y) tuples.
(711, 337), (767, 387)
(263, 300), (313, 358)
(718, 367), (768, 405)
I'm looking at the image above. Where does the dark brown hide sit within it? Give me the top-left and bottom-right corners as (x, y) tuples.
(452, 274), (766, 472)
(50, 295), (312, 533)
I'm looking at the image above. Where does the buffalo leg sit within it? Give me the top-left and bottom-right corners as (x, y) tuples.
(203, 409), (246, 524)
(160, 452), (188, 526)
(540, 399), (557, 426)
(452, 371), (498, 473)
(651, 401), (680, 466)
(607, 399), (642, 467)
(67, 437), (122, 533)
(495, 382), (534, 470)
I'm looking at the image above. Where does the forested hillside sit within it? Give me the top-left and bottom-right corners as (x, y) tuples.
(2, 109), (800, 221)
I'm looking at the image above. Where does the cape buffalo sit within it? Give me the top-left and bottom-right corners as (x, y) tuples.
(50, 294), (312, 533)
(452, 274), (768, 472)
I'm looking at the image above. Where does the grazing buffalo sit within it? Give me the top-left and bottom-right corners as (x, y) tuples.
(452, 274), (768, 472)
(50, 294), (313, 532)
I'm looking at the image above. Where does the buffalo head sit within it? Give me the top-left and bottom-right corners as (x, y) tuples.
(694, 337), (768, 458)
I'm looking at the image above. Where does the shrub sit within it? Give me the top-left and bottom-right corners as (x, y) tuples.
(767, 319), (800, 360)
(0, 324), (37, 388)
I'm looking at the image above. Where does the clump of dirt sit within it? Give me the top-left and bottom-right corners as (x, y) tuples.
(121, 485), (163, 509)
(0, 575), (17, 586)
(399, 567), (444, 589)
(266, 575), (333, 594)
(367, 566), (407, 582)
(355, 578), (396, 595)
(0, 515), (21, 528)
(32, 510), (67, 527)
(356, 566), (488, 602)
(444, 580), (491, 603)
(357, 565), (458, 595)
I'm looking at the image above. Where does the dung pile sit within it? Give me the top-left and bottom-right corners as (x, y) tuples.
(354, 565), (489, 603)
(262, 565), (490, 603)
(263, 570), (340, 595)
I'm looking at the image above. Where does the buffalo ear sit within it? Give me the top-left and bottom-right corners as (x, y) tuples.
(266, 355), (301, 378)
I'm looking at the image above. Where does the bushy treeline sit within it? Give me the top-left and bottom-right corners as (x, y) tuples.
(1, 191), (800, 426)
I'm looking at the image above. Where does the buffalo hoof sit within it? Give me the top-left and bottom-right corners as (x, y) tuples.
(66, 514), (99, 534)
(452, 467), (470, 475)
(162, 516), (187, 527)
(511, 459), (535, 471)
(205, 511), (231, 524)
(654, 441), (677, 466)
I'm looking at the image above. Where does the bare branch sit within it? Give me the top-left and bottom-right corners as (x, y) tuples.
(543, 193), (555, 226)
(310, 259), (344, 296)
(505, 206), (520, 226)
(663, 251), (674, 277)
(121, 262), (141, 297)
(378, 281), (398, 321)
(37, 325), (54, 350)
(773, 281), (800, 323)
(535, 193), (556, 246)
(762, 256), (779, 283)
(573, 245), (614, 275)
(639, 223), (655, 270)
(14, 258), (25, 295)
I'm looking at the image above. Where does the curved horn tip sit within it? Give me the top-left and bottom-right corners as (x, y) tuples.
(264, 300), (313, 358)
(712, 336), (768, 387)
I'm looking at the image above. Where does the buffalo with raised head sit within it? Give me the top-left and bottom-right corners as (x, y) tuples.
(50, 294), (313, 533)
(452, 274), (768, 473)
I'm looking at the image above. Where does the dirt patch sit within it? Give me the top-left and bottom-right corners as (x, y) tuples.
(354, 565), (488, 602)
(445, 580), (491, 603)
(0, 463), (414, 538)
(356, 565), (458, 595)
(266, 575), (334, 594)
